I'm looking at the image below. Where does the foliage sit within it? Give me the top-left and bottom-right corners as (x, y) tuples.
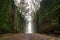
(0, 0), (60, 34)
(0, 0), (12, 33)
(39, 0), (60, 34)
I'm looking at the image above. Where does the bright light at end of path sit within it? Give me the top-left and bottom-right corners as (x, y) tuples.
(26, 22), (33, 33)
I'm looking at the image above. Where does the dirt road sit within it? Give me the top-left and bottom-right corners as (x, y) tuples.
(0, 33), (60, 40)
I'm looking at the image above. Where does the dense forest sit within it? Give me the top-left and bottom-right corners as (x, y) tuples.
(0, 0), (60, 35)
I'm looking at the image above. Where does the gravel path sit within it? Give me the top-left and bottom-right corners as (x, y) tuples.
(0, 33), (60, 40)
